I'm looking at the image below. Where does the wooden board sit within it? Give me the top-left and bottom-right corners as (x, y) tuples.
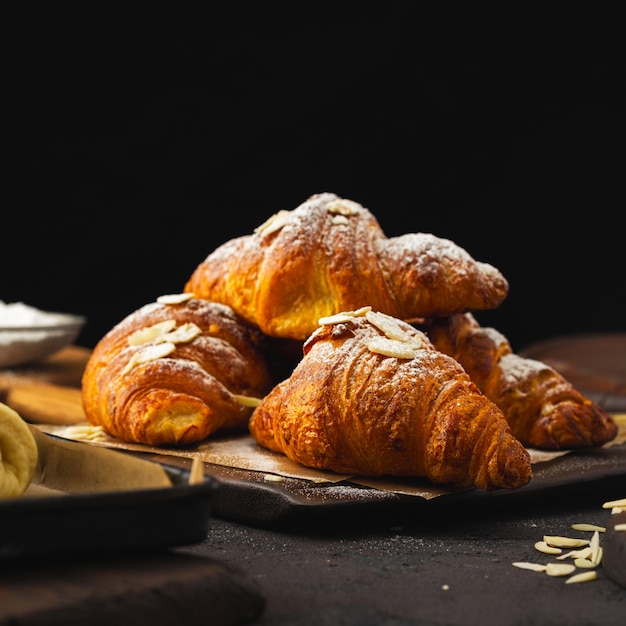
(0, 344), (90, 388)
(0, 345), (89, 424)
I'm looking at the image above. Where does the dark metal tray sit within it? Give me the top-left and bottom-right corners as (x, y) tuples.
(0, 443), (217, 560)
(33, 421), (626, 531)
(136, 439), (626, 529)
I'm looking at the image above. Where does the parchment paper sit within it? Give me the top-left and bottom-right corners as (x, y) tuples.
(35, 415), (626, 499)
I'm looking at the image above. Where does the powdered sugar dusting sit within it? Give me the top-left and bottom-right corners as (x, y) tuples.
(498, 353), (552, 386)
(482, 326), (510, 348)
(383, 233), (475, 275)
(0, 301), (68, 327)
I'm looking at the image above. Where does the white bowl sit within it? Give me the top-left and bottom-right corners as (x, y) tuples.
(0, 309), (86, 369)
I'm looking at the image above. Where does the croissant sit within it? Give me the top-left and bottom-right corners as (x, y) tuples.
(249, 307), (532, 491)
(81, 295), (274, 446)
(422, 313), (618, 450)
(184, 192), (509, 341)
(0, 402), (38, 499)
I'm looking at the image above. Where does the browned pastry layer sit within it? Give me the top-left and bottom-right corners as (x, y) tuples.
(81, 295), (274, 446)
(249, 307), (532, 491)
(184, 192), (509, 340)
(422, 313), (618, 450)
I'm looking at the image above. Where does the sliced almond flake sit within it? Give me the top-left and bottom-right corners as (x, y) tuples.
(592, 546), (603, 566)
(233, 394), (263, 407)
(535, 541), (562, 555)
(571, 523), (606, 533)
(574, 558), (596, 569)
(545, 563), (576, 577)
(512, 562), (547, 572)
(318, 307), (372, 326)
(188, 456), (205, 485)
(602, 497), (626, 509)
(589, 531), (601, 564)
(565, 570), (597, 584)
(128, 320), (177, 346)
(557, 546), (592, 561)
(326, 199), (360, 216)
(121, 342), (176, 375)
(159, 322), (202, 345)
(331, 214), (350, 225)
(614, 523), (626, 531)
(365, 310), (411, 340)
(254, 210), (292, 236)
(543, 535), (589, 548)
(263, 474), (284, 482)
(611, 507), (624, 514)
(365, 311), (425, 353)
(61, 424), (108, 442)
(157, 293), (194, 304)
(367, 337), (419, 359)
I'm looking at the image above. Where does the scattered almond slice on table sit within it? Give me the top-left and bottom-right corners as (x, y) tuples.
(512, 496), (626, 585)
(602, 497), (626, 513)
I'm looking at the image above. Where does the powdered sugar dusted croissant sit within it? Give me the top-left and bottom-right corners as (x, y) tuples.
(422, 313), (618, 450)
(82, 295), (274, 446)
(249, 307), (532, 491)
(184, 192), (509, 341)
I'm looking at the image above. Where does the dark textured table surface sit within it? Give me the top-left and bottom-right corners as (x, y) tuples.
(4, 472), (624, 626)
(180, 476), (626, 626)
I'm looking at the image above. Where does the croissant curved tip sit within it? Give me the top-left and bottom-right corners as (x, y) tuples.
(500, 449), (533, 490)
(481, 434), (532, 491)
(526, 402), (619, 450)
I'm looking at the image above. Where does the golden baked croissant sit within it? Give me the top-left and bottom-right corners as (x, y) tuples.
(184, 192), (509, 341)
(81, 295), (274, 446)
(421, 313), (618, 450)
(249, 307), (532, 491)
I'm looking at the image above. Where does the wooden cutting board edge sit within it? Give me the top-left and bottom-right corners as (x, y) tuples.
(3, 382), (85, 425)
(0, 345), (90, 425)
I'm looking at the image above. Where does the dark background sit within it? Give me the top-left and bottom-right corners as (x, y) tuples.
(2, 2), (623, 352)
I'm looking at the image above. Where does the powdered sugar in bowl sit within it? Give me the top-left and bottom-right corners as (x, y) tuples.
(0, 301), (86, 368)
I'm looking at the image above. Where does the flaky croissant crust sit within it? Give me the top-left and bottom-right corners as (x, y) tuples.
(249, 308), (532, 491)
(185, 193), (509, 340)
(423, 313), (618, 450)
(81, 296), (273, 446)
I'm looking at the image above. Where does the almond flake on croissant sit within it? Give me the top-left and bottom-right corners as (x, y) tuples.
(422, 313), (618, 450)
(249, 307), (532, 491)
(184, 192), (509, 340)
(81, 296), (274, 446)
